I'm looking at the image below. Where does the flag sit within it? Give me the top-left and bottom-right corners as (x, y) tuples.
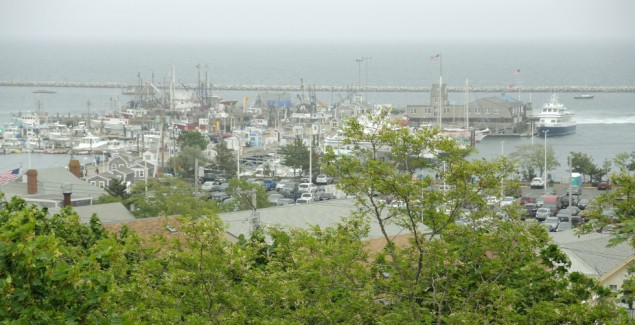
(0, 168), (20, 185)
(429, 53), (441, 61)
(514, 69), (521, 76)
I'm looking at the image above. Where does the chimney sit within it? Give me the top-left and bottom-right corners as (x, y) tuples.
(61, 183), (72, 207)
(68, 159), (81, 178)
(27, 169), (38, 194)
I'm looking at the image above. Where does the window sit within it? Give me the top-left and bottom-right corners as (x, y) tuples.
(409, 108), (417, 114)
(443, 108), (450, 114)
(610, 284), (618, 292)
(425, 108), (432, 115)
(494, 108), (501, 114)
(98, 181), (105, 188)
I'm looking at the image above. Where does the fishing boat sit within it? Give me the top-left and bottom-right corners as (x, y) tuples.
(534, 94), (576, 136)
(573, 94), (593, 99)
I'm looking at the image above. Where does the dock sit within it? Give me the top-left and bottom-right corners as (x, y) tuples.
(1, 81), (634, 93)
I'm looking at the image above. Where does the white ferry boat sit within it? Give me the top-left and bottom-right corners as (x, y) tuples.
(534, 94), (576, 136)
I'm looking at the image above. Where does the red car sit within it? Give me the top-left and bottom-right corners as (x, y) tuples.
(519, 196), (536, 205)
(597, 181), (612, 190)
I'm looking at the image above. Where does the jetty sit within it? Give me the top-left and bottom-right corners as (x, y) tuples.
(1, 81), (634, 93)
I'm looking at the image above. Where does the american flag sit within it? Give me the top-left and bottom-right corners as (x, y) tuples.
(0, 168), (20, 185)
(514, 69), (521, 76)
(429, 53), (441, 61)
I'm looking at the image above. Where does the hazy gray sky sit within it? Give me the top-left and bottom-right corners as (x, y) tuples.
(1, 0), (633, 42)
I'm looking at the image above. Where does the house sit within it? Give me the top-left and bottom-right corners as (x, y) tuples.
(86, 172), (117, 189)
(108, 155), (132, 171)
(111, 166), (136, 185)
(128, 162), (155, 180)
(550, 229), (635, 292)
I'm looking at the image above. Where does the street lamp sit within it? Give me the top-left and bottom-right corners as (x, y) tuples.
(543, 130), (549, 191)
(363, 56), (372, 101)
(356, 58), (364, 90)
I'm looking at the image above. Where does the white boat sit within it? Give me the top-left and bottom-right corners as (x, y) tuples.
(573, 94), (593, 99)
(534, 94), (576, 136)
(439, 79), (489, 143)
(73, 133), (110, 151)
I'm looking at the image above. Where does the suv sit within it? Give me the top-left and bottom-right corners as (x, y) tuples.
(530, 177), (545, 189)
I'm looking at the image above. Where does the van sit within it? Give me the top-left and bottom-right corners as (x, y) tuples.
(542, 195), (560, 215)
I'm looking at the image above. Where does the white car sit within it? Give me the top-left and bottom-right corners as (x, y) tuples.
(530, 177), (545, 189)
(315, 174), (333, 185)
(201, 181), (215, 191)
(297, 182), (317, 193)
(300, 192), (317, 202)
(500, 196), (515, 207)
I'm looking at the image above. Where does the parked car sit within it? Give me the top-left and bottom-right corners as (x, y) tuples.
(485, 196), (500, 206)
(268, 193), (284, 205)
(519, 196), (536, 205)
(298, 182), (317, 193)
(544, 216), (560, 232)
(262, 179), (277, 191)
(523, 203), (539, 218)
(530, 177), (545, 189)
(577, 198), (589, 210)
(300, 192), (317, 202)
(500, 196), (515, 207)
(559, 195), (580, 209)
(535, 207), (552, 222)
(597, 181), (612, 190)
(318, 192), (336, 201)
(207, 191), (230, 202)
(201, 181), (216, 191)
(315, 174), (333, 185)
(295, 197), (312, 204)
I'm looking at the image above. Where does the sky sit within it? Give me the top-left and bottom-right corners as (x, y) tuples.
(1, 0), (634, 43)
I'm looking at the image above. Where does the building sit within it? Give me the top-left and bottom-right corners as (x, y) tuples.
(405, 84), (534, 135)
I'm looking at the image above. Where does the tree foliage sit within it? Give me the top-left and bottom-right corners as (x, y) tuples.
(278, 136), (319, 177)
(169, 145), (209, 179)
(212, 140), (237, 177)
(177, 130), (209, 151)
(510, 143), (560, 181)
(0, 125), (629, 323)
(127, 177), (219, 218)
(570, 151), (610, 183)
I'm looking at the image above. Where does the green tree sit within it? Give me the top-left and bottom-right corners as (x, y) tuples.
(279, 136), (319, 177)
(0, 196), (147, 323)
(320, 112), (624, 323)
(212, 140), (237, 177)
(219, 178), (270, 212)
(127, 177), (219, 218)
(178, 130), (209, 150)
(570, 151), (609, 183)
(510, 143), (560, 182)
(169, 145), (209, 179)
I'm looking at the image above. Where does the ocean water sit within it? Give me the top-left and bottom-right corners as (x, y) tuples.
(0, 40), (634, 177)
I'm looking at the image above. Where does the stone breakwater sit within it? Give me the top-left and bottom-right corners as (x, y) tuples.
(1, 81), (634, 93)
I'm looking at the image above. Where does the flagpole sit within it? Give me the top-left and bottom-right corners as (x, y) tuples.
(438, 54), (443, 129)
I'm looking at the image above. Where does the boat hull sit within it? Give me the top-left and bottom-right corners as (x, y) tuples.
(536, 125), (576, 136)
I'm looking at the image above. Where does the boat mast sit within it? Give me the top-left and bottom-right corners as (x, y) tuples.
(438, 55), (443, 129)
(465, 78), (469, 130)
